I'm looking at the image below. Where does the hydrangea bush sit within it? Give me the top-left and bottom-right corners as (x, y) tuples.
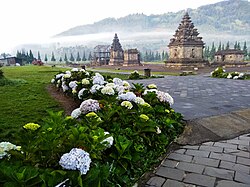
(1, 68), (184, 186)
(211, 67), (248, 80)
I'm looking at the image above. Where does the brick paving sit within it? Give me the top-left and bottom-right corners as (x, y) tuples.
(145, 134), (250, 187)
(131, 75), (250, 120)
(133, 75), (250, 187)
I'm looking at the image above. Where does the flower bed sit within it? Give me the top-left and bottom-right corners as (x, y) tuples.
(211, 67), (248, 80)
(0, 68), (183, 186)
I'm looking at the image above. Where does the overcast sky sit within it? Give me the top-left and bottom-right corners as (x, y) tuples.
(0, 0), (224, 53)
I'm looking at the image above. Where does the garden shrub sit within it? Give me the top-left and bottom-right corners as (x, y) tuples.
(211, 67), (247, 80)
(1, 68), (184, 186)
(128, 70), (140, 79)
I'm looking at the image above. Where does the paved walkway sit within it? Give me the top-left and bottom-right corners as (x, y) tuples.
(131, 75), (250, 187)
(132, 75), (250, 120)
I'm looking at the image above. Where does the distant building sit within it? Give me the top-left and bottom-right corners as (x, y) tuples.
(109, 33), (124, 66)
(92, 45), (110, 66)
(167, 12), (208, 68)
(214, 49), (245, 64)
(91, 33), (141, 67)
(0, 57), (22, 66)
(123, 49), (141, 66)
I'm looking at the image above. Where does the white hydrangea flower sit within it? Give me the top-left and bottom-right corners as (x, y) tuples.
(51, 79), (55, 84)
(82, 79), (90, 85)
(122, 81), (131, 89)
(0, 142), (18, 159)
(156, 126), (161, 134)
(113, 78), (123, 86)
(143, 89), (158, 95)
(56, 73), (64, 79)
(227, 74), (232, 79)
(0, 142), (17, 152)
(101, 132), (114, 148)
(80, 99), (100, 114)
(90, 84), (104, 94)
(233, 76), (239, 80)
(71, 108), (81, 119)
(118, 92), (136, 101)
(147, 84), (157, 89)
(57, 80), (61, 84)
(157, 91), (174, 105)
(65, 71), (71, 75)
(69, 81), (78, 89)
(106, 83), (115, 88)
(78, 88), (87, 99)
(80, 69), (86, 72)
(210, 71), (214, 76)
(239, 73), (245, 78)
(71, 68), (79, 72)
(134, 97), (145, 105)
(93, 73), (105, 85)
(121, 101), (133, 109)
(59, 148), (91, 175)
(62, 82), (69, 92)
(101, 86), (115, 95)
(63, 74), (71, 79)
(114, 85), (125, 94)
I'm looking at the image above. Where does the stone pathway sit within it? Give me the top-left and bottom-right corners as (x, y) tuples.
(131, 75), (250, 120)
(131, 75), (250, 187)
(146, 133), (250, 187)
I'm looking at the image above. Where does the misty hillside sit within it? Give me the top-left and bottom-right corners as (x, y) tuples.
(56, 0), (250, 37)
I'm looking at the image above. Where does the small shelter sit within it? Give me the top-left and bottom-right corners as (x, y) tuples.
(123, 49), (141, 66)
(214, 49), (245, 64)
(0, 57), (22, 66)
(92, 45), (110, 66)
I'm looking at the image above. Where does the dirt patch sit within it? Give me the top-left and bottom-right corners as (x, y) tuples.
(46, 85), (81, 115)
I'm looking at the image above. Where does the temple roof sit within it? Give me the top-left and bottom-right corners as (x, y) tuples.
(215, 49), (244, 55)
(169, 12), (204, 47)
(111, 33), (123, 51)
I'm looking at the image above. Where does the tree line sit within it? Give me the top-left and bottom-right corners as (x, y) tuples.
(204, 41), (249, 61)
(142, 50), (169, 62)
(16, 50), (92, 64)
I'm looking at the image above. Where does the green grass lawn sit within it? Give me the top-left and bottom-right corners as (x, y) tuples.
(0, 65), (175, 144)
(0, 66), (68, 143)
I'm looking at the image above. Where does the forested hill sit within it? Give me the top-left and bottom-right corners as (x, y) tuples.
(56, 0), (250, 37)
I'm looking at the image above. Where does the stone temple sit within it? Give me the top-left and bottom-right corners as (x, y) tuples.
(167, 12), (208, 68)
(109, 33), (124, 66)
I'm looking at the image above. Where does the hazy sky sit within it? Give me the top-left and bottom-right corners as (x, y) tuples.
(0, 0), (224, 53)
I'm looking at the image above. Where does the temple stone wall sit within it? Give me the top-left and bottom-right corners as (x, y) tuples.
(123, 49), (141, 66)
(215, 54), (244, 63)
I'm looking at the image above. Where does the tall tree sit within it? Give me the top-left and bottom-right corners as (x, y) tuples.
(64, 53), (68, 62)
(29, 50), (34, 63)
(76, 52), (81, 61)
(69, 53), (75, 62)
(88, 52), (92, 61)
(51, 52), (56, 61)
(234, 41), (238, 49)
(82, 51), (86, 61)
(44, 54), (48, 62)
(37, 51), (41, 60)
(222, 44), (225, 51)
(226, 41), (230, 50)
(217, 41), (222, 51)
(59, 57), (62, 62)
(242, 41), (248, 58)
(210, 42), (216, 60)
(237, 42), (241, 50)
